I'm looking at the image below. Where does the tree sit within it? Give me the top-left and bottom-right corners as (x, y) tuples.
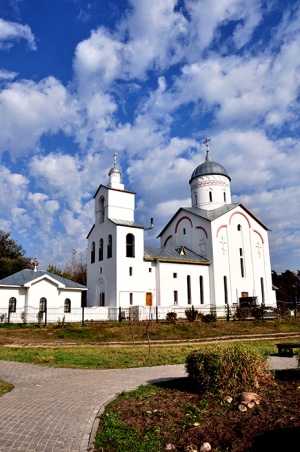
(47, 249), (87, 286)
(272, 269), (300, 304)
(0, 230), (32, 279)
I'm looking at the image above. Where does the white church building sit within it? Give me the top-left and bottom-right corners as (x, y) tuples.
(87, 142), (276, 314)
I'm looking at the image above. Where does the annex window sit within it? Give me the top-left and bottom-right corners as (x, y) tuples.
(174, 290), (178, 305)
(173, 273), (177, 278)
(39, 297), (47, 313)
(99, 292), (105, 307)
(199, 276), (204, 305)
(107, 234), (112, 258)
(99, 238), (103, 261)
(91, 242), (95, 263)
(129, 267), (133, 276)
(209, 191), (213, 202)
(9, 297), (16, 312)
(130, 293), (133, 305)
(224, 276), (228, 304)
(240, 248), (245, 278)
(64, 298), (71, 313)
(261, 277), (265, 304)
(126, 233), (135, 257)
(187, 275), (191, 304)
(99, 197), (105, 224)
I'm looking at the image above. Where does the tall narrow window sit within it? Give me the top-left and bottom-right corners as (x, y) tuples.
(9, 297), (16, 312)
(183, 228), (186, 235)
(99, 197), (105, 223)
(107, 234), (112, 258)
(199, 276), (204, 305)
(91, 242), (95, 263)
(129, 267), (133, 276)
(126, 233), (135, 257)
(130, 293), (133, 305)
(64, 298), (71, 313)
(240, 248), (244, 277)
(99, 292), (105, 307)
(237, 224), (241, 231)
(194, 192), (197, 205)
(224, 276), (228, 304)
(99, 238), (103, 261)
(187, 275), (191, 304)
(40, 297), (47, 312)
(174, 290), (178, 305)
(223, 191), (226, 202)
(261, 277), (265, 304)
(209, 191), (213, 202)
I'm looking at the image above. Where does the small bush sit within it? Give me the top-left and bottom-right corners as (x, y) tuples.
(166, 312), (177, 323)
(201, 314), (216, 323)
(185, 309), (198, 322)
(185, 344), (271, 394)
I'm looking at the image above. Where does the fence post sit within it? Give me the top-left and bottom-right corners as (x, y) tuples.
(82, 305), (85, 326)
(226, 304), (230, 322)
(44, 305), (47, 326)
(192, 305), (195, 321)
(156, 305), (158, 323)
(261, 303), (264, 321)
(7, 304), (10, 324)
(118, 306), (122, 323)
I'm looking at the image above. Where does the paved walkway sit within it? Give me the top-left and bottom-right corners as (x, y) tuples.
(0, 356), (298, 452)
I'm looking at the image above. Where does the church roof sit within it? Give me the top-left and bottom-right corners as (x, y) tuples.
(144, 245), (210, 264)
(0, 269), (87, 289)
(189, 148), (231, 183)
(109, 219), (144, 228)
(157, 203), (270, 238)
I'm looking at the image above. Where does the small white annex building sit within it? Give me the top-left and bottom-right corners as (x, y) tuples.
(0, 266), (87, 323)
(87, 143), (276, 313)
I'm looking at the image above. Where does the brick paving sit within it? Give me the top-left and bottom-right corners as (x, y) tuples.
(0, 356), (298, 451)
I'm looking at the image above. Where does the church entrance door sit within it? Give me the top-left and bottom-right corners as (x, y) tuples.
(146, 292), (152, 306)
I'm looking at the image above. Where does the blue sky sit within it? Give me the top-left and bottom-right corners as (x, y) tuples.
(0, 0), (299, 273)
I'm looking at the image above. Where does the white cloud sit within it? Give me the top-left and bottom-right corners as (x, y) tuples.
(0, 18), (36, 50)
(0, 165), (29, 212)
(0, 77), (77, 158)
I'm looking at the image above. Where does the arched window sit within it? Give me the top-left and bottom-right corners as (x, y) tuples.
(261, 277), (265, 304)
(64, 298), (71, 313)
(224, 276), (228, 304)
(183, 228), (186, 235)
(237, 224), (241, 231)
(199, 276), (204, 305)
(187, 275), (191, 304)
(99, 197), (105, 223)
(99, 238), (103, 261)
(9, 297), (16, 312)
(91, 242), (95, 263)
(240, 248), (245, 277)
(126, 234), (135, 257)
(107, 234), (112, 258)
(194, 192), (198, 205)
(40, 297), (47, 312)
(209, 191), (213, 202)
(223, 191), (226, 202)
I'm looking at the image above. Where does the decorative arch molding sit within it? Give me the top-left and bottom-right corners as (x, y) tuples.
(229, 211), (251, 228)
(195, 226), (208, 239)
(164, 235), (172, 246)
(216, 224), (227, 237)
(253, 229), (265, 244)
(175, 216), (193, 233)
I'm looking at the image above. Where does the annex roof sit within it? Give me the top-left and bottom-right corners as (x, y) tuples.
(0, 270), (87, 289)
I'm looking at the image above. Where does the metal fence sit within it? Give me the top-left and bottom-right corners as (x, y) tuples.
(0, 302), (292, 326)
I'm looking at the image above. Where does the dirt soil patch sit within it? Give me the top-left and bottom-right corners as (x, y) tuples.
(95, 369), (300, 452)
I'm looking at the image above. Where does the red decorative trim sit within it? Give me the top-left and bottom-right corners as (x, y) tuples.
(195, 226), (208, 238)
(164, 235), (172, 246)
(253, 229), (264, 244)
(175, 216), (193, 233)
(229, 211), (251, 228)
(216, 224), (227, 237)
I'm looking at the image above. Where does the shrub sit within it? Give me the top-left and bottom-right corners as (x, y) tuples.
(166, 312), (177, 323)
(185, 344), (271, 394)
(185, 309), (198, 322)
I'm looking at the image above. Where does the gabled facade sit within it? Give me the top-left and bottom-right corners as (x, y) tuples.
(0, 269), (87, 323)
(87, 146), (276, 311)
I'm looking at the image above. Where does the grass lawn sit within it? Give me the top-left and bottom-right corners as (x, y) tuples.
(0, 379), (14, 396)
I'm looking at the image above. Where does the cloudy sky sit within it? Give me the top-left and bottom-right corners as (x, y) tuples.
(0, 0), (299, 273)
